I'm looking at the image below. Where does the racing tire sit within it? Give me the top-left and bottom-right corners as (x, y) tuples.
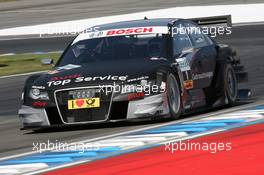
(204, 62), (238, 106)
(223, 64), (238, 105)
(166, 73), (182, 119)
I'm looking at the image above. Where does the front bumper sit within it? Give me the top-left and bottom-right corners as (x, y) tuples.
(127, 93), (169, 119)
(19, 93), (169, 129)
(19, 105), (50, 129)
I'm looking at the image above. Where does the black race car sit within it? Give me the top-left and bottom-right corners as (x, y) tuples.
(19, 16), (248, 129)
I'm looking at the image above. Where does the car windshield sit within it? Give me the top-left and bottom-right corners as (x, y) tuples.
(56, 33), (168, 67)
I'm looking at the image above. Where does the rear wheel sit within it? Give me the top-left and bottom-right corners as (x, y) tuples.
(167, 73), (182, 119)
(204, 62), (238, 106)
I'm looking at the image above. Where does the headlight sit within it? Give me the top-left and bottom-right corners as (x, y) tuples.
(32, 89), (40, 96)
(29, 89), (49, 100)
(21, 92), (24, 101)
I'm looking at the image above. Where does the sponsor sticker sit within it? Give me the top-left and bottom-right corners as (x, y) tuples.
(57, 64), (81, 71)
(193, 72), (213, 80)
(47, 70), (59, 75)
(32, 85), (46, 90)
(183, 80), (193, 90)
(50, 74), (81, 81)
(176, 57), (190, 72)
(47, 75), (128, 87)
(72, 26), (169, 44)
(47, 64), (80, 75)
(68, 98), (100, 110)
(127, 76), (149, 83)
(106, 27), (153, 36)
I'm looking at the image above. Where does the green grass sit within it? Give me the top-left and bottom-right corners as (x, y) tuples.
(0, 0), (18, 2)
(0, 52), (61, 76)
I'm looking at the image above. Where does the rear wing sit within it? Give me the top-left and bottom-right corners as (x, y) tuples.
(189, 15), (232, 27)
(187, 15), (232, 37)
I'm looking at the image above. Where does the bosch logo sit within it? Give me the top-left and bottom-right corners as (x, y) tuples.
(106, 27), (153, 36)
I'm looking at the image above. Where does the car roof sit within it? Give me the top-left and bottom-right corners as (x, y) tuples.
(91, 18), (179, 30)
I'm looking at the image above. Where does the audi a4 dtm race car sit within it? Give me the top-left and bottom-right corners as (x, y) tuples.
(19, 16), (248, 130)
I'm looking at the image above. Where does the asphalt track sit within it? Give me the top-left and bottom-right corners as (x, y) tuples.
(0, 23), (263, 159)
(43, 123), (264, 175)
(0, 0), (263, 29)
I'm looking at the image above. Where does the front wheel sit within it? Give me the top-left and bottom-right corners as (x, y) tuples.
(224, 64), (238, 105)
(167, 73), (182, 119)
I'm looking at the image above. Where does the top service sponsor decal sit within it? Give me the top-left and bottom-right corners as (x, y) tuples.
(47, 75), (128, 87)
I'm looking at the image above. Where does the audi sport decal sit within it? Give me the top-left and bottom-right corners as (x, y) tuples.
(49, 74), (81, 81)
(72, 26), (169, 44)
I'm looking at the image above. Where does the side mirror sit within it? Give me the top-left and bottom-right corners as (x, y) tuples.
(174, 47), (193, 60)
(41, 58), (53, 65)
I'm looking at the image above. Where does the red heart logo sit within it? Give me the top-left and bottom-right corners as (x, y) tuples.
(76, 99), (84, 107)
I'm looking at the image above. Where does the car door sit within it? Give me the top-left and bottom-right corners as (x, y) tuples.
(184, 22), (217, 89)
